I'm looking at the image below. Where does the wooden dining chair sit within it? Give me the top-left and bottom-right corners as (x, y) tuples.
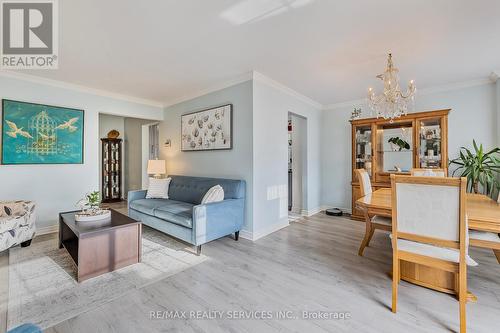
(410, 168), (447, 177)
(355, 169), (392, 256)
(390, 175), (477, 333)
(469, 231), (500, 263)
(469, 192), (500, 263)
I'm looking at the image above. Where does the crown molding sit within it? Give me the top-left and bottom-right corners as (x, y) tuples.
(418, 77), (492, 95)
(163, 70), (323, 110)
(163, 72), (254, 108)
(0, 70), (164, 108)
(252, 71), (323, 109)
(323, 77), (493, 111)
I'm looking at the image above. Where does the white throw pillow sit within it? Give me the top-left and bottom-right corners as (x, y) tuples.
(201, 185), (224, 204)
(146, 177), (171, 199)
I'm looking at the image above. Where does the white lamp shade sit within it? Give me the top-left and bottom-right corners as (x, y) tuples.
(147, 160), (166, 175)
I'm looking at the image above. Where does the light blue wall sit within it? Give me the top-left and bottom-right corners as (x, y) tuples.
(0, 75), (163, 229)
(321, 83), (498, 211)
(159, 78), (322, 239)
(159, 81), (254, 233)
(253, 79), (322, 237)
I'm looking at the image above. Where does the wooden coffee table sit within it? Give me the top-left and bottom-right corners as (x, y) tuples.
(59, 209), (142, 282)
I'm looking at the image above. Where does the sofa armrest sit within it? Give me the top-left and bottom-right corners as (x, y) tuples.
(192, 198), (245, 245)
(128, 190), (147, 206)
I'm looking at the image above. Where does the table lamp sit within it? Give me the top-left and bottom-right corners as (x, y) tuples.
(147, 159), (166, 178)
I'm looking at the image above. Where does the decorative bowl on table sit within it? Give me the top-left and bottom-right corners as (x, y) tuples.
(75, 208), (111, 222)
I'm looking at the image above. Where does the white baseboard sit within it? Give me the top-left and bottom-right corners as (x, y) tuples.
(300, 206), (323, 217)
(240, 219), (290, 241)
(37, 224), (58, 235)
(239, 229), (253, 241)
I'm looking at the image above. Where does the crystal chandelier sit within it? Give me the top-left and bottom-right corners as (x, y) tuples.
(367, 53), (416, 122)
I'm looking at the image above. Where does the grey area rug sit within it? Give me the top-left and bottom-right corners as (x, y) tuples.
(7, 227), (207, 330)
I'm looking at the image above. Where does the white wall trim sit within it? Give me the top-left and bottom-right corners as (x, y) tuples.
(37, 224), (58, 235)
(323, 77), (494, 111)
(239, 229), (254, 241)
(300, 206), (323, 217)
(163, 72), (254, 108)
(2, 70), (495, 113)
(240, 219), (290, 241)
(252, 71), (323, 109)
(0, 70), (165, 108)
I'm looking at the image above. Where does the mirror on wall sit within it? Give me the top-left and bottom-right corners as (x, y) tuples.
(376, 123), (413, 173)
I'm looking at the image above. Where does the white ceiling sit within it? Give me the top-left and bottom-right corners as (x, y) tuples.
(17, 0), (500, 106)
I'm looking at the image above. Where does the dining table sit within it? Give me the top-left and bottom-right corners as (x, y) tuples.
(356, 188), (500, 300)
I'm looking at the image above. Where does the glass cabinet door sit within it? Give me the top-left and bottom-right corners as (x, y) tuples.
(375, 122), (414, 175)
(354, 125), (373, 177)
(418, 118), (442, 168)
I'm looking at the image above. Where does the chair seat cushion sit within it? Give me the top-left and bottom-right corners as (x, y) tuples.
(469, 230), (500, 243)
(129, 199), (170, 216)
(391, 236), (478, 266)
(372, 216), (391, 226)
(154, 201), (194, 228)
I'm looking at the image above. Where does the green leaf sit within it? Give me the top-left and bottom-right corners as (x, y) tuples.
(451, 140), (500, 194)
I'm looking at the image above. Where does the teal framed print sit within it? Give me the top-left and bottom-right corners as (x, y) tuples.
(1, 99), (84, 164)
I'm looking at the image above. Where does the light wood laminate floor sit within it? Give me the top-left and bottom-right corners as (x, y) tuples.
(2, 213), (500, 332)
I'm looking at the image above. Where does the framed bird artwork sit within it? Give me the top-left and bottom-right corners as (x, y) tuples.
(1, 99), (84, 164)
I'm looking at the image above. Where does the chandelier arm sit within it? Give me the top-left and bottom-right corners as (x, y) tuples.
(399, 89), (416, 99)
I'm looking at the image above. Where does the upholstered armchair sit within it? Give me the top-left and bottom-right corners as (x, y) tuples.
(0, 201), (36, 252)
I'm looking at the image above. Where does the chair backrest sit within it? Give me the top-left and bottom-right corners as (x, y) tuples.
(391, 175), (467, 249)
(410, 168), (447, 177)
(355, 169), (372, 196)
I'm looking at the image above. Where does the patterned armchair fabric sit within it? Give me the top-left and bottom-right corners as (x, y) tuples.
(0, 201), (36, 252)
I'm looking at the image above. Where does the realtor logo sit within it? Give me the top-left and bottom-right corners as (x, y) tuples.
(1, 0), (58, 69)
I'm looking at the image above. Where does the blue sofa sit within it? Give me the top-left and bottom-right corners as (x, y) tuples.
(128, 175), (245, 254)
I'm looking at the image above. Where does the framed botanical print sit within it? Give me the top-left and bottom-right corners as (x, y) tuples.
(1, 99), (84, 164)
(181, 104), (232, 151)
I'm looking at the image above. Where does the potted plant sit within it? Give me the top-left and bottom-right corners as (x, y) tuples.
(388, 137), (410, 151)
(449, 140), (500, 195)
(86, 191), (101, 210)
(76, 191), (101, 213)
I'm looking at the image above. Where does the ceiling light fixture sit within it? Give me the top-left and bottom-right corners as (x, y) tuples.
(367, 53), (416, 122)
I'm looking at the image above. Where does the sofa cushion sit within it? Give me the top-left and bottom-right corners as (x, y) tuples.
(129, 199), (169, 216)
(168, 175), (245, 204)
(153, 200), (194, 228)
(146, 177), (171, 199)
(201, 185), (224, 204)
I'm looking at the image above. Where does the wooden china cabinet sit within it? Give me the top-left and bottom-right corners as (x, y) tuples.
(101, 138), (123, 203)
(350, 109), (450, 220)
